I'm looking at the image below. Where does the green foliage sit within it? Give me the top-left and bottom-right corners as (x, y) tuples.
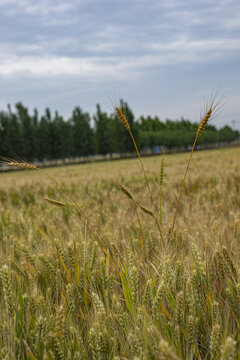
(0, 102), (238, 161)
(70, 107), (95, 156)
(94, 104), (114, 155)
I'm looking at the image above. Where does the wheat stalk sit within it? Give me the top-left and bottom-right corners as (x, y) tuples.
(115, 106), (166, 246)
(118, 183), (144, 255)
(171, 90), (223, 237)
(159, 154), (165, 226)
(115, 106), (154, 206)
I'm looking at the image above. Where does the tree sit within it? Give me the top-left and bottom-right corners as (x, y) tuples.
(0, 101), (239, 162)
(0, 106), (21, 158)
(15, 103), (37, 160)
(70, 107), (95, 157)
(94, 104), (114, 155)
(52, 112), (72, 159)
(38, 108), (53, 160)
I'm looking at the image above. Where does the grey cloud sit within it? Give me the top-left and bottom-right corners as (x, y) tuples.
(0, 0), (239, 127)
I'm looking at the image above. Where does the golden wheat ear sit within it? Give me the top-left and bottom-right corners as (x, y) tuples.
(8, 161), (38, 170)
(0, 156), (39, 170)
(197, 87), (225, 139)
(171, 89), (224, 237)
(115, 107), (131, 132)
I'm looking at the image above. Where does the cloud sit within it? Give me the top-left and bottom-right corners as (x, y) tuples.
(0, 0), (75, 15)
(0, 54), (139, 80)
(0, 32), (239, 80)
(0, 0), (239, 126)
(149, 37), (240, 56)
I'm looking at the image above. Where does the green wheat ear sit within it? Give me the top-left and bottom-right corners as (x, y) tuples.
(118, 184), (133, 200)
(45, 197), (65, 207)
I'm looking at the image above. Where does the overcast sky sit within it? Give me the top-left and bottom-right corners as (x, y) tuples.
(0, 0), (240, 129)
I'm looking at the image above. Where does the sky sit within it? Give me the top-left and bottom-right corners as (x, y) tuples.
(0, 0), (240, 129)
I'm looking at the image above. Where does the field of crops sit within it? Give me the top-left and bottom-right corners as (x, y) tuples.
(0, 146), (239, 359)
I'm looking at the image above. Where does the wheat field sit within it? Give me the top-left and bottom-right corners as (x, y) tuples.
(0, 146), (240, 359)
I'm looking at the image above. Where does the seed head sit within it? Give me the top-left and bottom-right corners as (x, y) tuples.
(45, 197), (65, 207)
(197, 88), (224, 139)
(8, 161), (38, 170)
(115, 106), (131, 132)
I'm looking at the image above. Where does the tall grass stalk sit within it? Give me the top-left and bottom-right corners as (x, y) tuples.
(171, 92), (222, 237)
(159, 154), (165, 226)
(115, 106), (154, 206)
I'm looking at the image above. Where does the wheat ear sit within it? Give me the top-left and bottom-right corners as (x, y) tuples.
(45, 197), (65, 207)
(8, 161), (38, 170)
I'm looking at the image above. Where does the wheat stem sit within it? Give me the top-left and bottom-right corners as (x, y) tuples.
(115, 106), (164, 244)
(153, 214), (165, 248)
(159, 155), (164, 226)
(129, 130), (154, 206)
(130, 129), (166, 245)
(171, 137), (198, 237)
(170, 93), (220, 237)
(134, 203), (145, 259)
(115, 106), (154, 206)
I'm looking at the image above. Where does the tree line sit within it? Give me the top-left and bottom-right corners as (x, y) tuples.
(0, 100), (239, 161)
